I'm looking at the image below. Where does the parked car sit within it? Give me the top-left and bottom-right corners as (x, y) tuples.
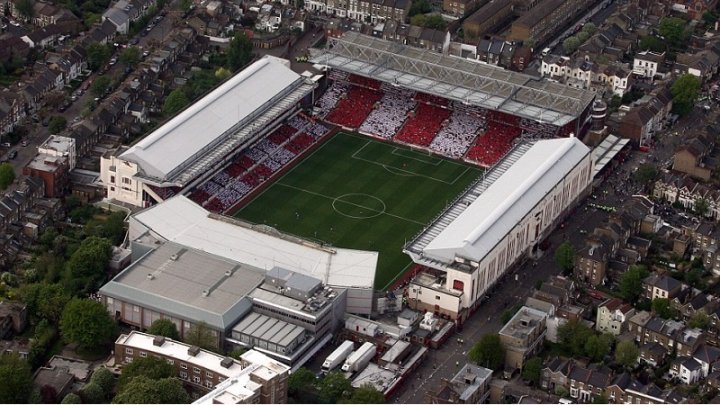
(8, 150), (17, 159)
(21, 140), (28, 147)
(129, 37), (139, 45)
(109, 57), (117, 65)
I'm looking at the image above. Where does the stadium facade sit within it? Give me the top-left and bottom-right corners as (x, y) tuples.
(404, 137), (594, 324)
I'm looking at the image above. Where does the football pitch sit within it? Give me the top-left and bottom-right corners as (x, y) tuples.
(233, 132), (482, 290)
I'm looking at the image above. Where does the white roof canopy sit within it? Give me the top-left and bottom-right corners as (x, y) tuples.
(131, 196), (378, 289)
(121, 56), (303, 182)
(419, 138), (590, 264)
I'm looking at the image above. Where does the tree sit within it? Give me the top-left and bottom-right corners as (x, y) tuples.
(112, 376), (189, 404)
(147, 319), (180, 340)
(409, 14), (447, 30)
(289, 367), (316, 397)
(184, 321), (216, 350)
(563, 36), (581, 54)
(615, 340), (639, 369)
(119, 46), (141, 67)
(90, 367), (116, 397)
(522, 357), (543, 386)
(0, 163), (15, 190)
(408, 0), (431, 16)
(80, 382), (105, 404)
(619, 265), (648, 303)
(703, 11), (718, 25)
(671, 74), (701, 116)
(48, 115), (67, 134)
(685, 267), (705, 289)
(61, 393), (82, 403)
(635, 164), (658, 187)
(60, 298), (117, 351)
(228, 347), (246, 359)
(87, 42), (112, 71)
(652, 298), (676, 319)
(639, 36), (667, 53)
(179, 0), (192, 12)
(0, 353), (33, 403)
(21, 283), (71, 323)
(582, 22), (597, 35)
(342, 383), (385, 404)
(689, 311), (709, 330)
(554, 241), (575, 273)
(15, 0), (34, 20)
(317, 371), (353, 404)
(557, 319), (595, 357)
(162, 89), (190, 115)
(584, 333), (614, 362)
(62, 236), (112, 296)
(226, 32), (253, 71)
(695, 198), (710, 217)
(658, 17), (688, 48)
(90, 75), (112, 98)
(468, 333), (505, 371)
(118, 356), (175, 388)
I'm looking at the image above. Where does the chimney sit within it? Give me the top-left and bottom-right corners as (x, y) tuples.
(153, 335), (166, 347)
(220, 357), (234, 368)
(188, 346), (200, 356)
(147, 273), (154, 280)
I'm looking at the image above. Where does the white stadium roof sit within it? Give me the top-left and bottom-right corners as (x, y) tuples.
(121, 56), (313, 184)
(406, 138), (590, 266)
(131, 196), (378, 289)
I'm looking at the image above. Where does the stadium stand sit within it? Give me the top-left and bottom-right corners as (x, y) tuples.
(186, 114), (331, 213)
(430, 111), (485, 158)
(394, 103), (451, 147)
(359, 90), (416, 139)
(325, 85), (384, 129)
(464, 121), (522, 167)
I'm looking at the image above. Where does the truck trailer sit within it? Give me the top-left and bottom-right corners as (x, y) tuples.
(322, 340), (354, 372)
(341, 342), (376, 373)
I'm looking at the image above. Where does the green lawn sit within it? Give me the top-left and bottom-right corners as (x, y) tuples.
(234, 133), (481, 290)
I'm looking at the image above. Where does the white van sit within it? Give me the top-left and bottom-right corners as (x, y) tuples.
(542, 47), (551, 56)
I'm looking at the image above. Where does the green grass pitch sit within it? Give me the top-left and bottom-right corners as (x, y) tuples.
(234, 132), (482, 290)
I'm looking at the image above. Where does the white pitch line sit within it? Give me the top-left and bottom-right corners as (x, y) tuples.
(276, 182), (426, 226)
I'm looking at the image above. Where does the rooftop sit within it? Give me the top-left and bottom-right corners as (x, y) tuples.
(39, 135), (74, 154)
(450, 363), (492, 401)
(130, 196), (378, 289)
(231, 312), (306, 349)
(117, 331), (288, 382)
(406, 138), (591, 268)
(120, 56), (313, 184)
(311, 32), (594, 125)
(499, 306), (547, 341)
(100, 241), (264, 330)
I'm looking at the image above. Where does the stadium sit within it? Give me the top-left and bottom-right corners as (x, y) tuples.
(101, 32), (597, 315)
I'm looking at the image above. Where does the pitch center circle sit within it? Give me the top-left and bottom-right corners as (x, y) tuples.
(332, 193), (387, 219)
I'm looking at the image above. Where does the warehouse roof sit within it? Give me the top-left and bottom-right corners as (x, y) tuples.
(100, 241), (263, 330)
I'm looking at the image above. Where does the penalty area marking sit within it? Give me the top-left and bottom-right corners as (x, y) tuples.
(332, 193), (386, 219)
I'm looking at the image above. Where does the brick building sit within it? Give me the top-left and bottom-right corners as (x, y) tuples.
(115, 331), (290, 402)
